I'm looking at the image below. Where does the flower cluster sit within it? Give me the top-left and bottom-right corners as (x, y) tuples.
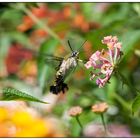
(92, 102), (109, 114)
(85, 36), (123, 88)
(0, 101), (65, 137)
(68, 106), (83, 117)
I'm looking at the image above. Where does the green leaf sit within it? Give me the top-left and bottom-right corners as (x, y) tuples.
(101, 3), (130, 26)
(9, 32), (33, 48)
(1, 87), (49, 104)
(0, 8), (23, 31)
(81, 3), (94, 20)
(116, 71), (138, 94)
(0, 35), (11, 76)
(132, 3), (140, 16)
(37, 38), (59, 93)
(121, 30), (140, 57)
(132, 93), (140, 115)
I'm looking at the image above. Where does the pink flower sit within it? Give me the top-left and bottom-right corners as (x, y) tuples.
(90, 51), (101, 62)
(85, 36), (123, 88)
(68, 106), (83, 117)
(85, 61), (92, 69)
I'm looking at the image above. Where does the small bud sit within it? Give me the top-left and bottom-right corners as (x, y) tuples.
(68, 106), (83, 117)
(92, 102), (109, 114)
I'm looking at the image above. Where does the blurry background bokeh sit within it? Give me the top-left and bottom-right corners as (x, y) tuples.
(0, 2), (140, 137)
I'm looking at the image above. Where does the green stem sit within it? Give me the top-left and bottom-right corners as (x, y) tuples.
(112, 92), (131, 112)
(100, 113), (107, 135)
(14, 3), (66, 47)
(75, 116), (83, 130)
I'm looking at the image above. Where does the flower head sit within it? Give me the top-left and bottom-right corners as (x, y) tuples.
(68, 106), (83, 117)
(92, 102), (109, 114)
(85, 35), (123, 88)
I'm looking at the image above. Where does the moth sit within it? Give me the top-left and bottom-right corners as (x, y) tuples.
(45, 40), (87, 95)
(23, 40), (86, 95)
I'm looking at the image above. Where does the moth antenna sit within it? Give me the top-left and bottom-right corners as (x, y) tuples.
(78, 40), (87, 52)
(68, 40), (74, 52)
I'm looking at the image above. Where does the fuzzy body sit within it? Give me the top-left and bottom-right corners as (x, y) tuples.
(56, 57), (77, 79)
(50, 56), (78, 94)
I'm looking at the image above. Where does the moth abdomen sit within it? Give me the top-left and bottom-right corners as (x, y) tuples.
(50, 82), (68, 95)
(50, 74), (68, 94)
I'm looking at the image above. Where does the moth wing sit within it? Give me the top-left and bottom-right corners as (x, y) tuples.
(64, 65), (77, 81)
(24, 48), (64, 71)
(44, 56), (63, 70)
(36, 53), (64, 70)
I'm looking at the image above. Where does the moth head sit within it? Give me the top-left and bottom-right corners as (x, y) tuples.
(71, 51), (79, 57)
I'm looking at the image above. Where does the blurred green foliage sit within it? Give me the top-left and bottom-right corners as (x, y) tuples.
(0, 2), (140, 137)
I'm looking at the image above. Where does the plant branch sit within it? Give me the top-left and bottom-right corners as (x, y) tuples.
(112, 92), (131, 112)
(14, 3), (66, 47)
